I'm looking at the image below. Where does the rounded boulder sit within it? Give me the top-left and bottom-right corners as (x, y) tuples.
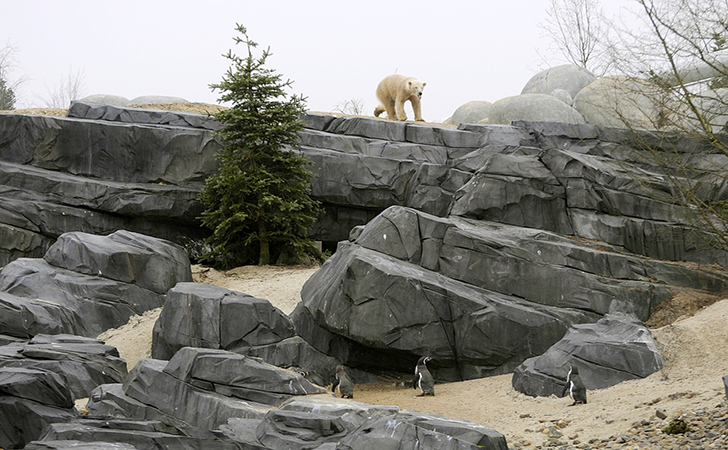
(448, 101), (492, 126)
(521, 64), (597, 99)
(487, 93), (586, 125)
(573, 76), (661, 129)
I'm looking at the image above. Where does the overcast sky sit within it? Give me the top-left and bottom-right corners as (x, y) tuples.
(3, 0), (636, 121)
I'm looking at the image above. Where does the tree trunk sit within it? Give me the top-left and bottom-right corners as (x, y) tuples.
(258, 222), (270, 265)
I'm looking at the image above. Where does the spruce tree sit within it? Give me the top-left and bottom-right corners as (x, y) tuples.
(199, 24), (322, 268)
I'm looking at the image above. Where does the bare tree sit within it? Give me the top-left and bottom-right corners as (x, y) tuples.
(0, 42), (26, 110)
(41, 67), (87, 109)
(540, 0), (613, 76)
(333, 98), (366, 115)
(607, 0), (728, 251)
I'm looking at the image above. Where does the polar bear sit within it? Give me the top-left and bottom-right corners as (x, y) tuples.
(373, 74), (426, 121)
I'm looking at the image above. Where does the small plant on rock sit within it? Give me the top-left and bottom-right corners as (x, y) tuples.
(662, 418), (689, 435)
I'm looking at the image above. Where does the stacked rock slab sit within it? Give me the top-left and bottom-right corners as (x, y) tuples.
(291, 205), (728, 381)
(0, 105), (219, 266)
(0, 334), (128, 449)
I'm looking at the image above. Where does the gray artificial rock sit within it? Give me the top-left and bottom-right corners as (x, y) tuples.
(338, 413), (507, 450)
(0, 258), (165, 337)
(122, 358), (270, 431)
(44, 230), (192, 295)
(448, 101), (493, 126)
(127, 95), (190, 106)
(292, 205), (728, 381)
(573, 76), (661, 129)
(25, 440), (139, 449)
(32, 419), (245, 450)
(0, 367), (74, 408)
(255, 409), (349, 449)
(121, 348), (325, 432)
(521, 64), (597, 99)
(151, 283), (295, 360)
(0, 160), (207, 267)
(0, 291), (84, 338)
(163, 347), (324, 398)
(488, 94), (586, 125)
(0, 114), (221, 185)
(448, 152), (573, 235)
(0, 396), (78, 450)
(77, 94), (130, 107)
(0, 334), (127, 400)
(511, 313), (665, 397)
(293, 241), (600, 381)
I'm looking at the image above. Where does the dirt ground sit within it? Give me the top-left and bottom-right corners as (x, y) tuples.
(96, 263), (728, 447)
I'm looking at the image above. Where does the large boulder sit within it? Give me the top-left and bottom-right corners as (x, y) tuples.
(487, 94), (586, 125)
(77, 94), (130, 107)
(291, 205), (728, 381)
(521, 64), (597, 99)
(511, 313), (665, 397)
(573, 76), (662, 129)
(151, 283), (296, 360)
(448, 101), (492, 126)
(0, 230), (191, 338)
(127, 95), (189, 106)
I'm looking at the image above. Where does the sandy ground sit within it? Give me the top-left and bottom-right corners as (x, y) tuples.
(96, 263), (728, 447)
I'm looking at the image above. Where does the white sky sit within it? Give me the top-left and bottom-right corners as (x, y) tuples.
(3, 0), (636, 122)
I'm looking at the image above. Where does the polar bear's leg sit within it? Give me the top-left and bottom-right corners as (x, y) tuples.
(411, 97), (424, 122)
(394, 96), (408, 121)
(385, 100), (398, 120)
(374, 105), (386, 117)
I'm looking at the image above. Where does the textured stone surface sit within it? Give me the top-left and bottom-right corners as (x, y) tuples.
(0, 334), (127, 400)
(151, 283), (296, 360)
(511, 313), (665, 397)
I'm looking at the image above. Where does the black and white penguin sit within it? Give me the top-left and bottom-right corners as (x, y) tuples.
(563, 365), (587, 405)
(413, 356), (435, 396)
(331, 365), (354, 399)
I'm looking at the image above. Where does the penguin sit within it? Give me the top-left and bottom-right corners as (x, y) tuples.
(563, 365), (587, 405)
(331, 365), (354, 399)
(413, 356), (435, 396)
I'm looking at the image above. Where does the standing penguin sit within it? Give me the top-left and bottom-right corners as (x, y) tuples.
(563, 365), (587, 405)
(331, 365), (354, 399)
(413, 356), (435, 396)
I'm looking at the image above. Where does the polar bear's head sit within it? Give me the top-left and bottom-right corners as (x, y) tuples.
(408, 80), (426, 98)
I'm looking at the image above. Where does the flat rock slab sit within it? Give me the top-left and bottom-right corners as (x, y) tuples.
(511, 313), (665, 397)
